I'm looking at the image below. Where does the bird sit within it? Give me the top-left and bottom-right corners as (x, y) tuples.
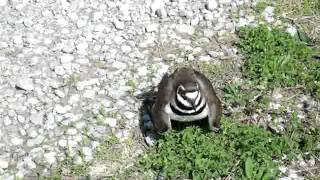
(151, 67), (222, 133)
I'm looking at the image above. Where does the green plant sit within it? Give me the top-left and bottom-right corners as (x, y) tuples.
(139, 117), (307, 179)
(65, 73), (81, 87)
(239, 25), (320, 98)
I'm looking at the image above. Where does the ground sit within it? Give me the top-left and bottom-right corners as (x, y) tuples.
(0, 0), (319, 179)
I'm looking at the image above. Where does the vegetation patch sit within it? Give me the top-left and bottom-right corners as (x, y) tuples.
(239, 25), (320, 98)
(139, 117), (319, 179)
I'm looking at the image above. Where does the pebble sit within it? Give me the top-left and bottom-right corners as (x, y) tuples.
(76, 42), (88, 55)
(83, 90), (96, 99)
(176, 24), (195, 35)
(206, 0), (218, 11)
(113, 19), (125, 30)
(60, 54), (74, 64)
(0, 0), (7, 6)
(105, 118), (117, 128)
(44, 152), (56, 164)
(145, 24), (159, 32)
(11, 137), (24, 146)
(55, 104), (72, 114)
(16, 78), (34, 91)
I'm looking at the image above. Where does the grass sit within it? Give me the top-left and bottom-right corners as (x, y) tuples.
(139, 117), (319, 179)
(239, 25), (320, 98)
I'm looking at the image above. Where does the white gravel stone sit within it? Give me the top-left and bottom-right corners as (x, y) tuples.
(176, 24), (194, 35)
(105, 118), (117, 128)
(206, 0), (218, 10)
(73, 155), (83, 165)
(145, 133), (156, 146)
(76, 79), (99, 90)
(4, 116), (12, 126)
(113, 19), (125, 30)
(145, 24), (159, 32)
(93, 11), (103, 21)
(54, 66), (65, 75)
(44, 152), (56, 164)
(138, 66), (148, 76)
(68, 94), (80, 104)
(67, 128), (78, 135)
(150, 0), (165, 13)
(121, 45), (132, 53)
(58, 139), (67, 147)
(13, 36), (23, 45)
(124, 111), (135, 119)
(30, 112), (44, 125)
(83, 90), (96, 99)
(286, 25), (297, 36)
(76, 42), (88, 55)
(0, 159), (9, 169)
(16, 78), (34, 91)
(60, 54), (74, 64)
(0, 0), (7, 6)
(263, 6), (275, 23)
(11, 137), (24, 146)
(55, 104), (72, 114)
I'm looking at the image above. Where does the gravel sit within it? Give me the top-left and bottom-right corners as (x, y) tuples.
(0, 0), (311, 179)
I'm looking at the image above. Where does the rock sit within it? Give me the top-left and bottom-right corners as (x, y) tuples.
(67, 128), (77, 135)
(113, 19), (125, 30)
(58, 139), (67, 147)
(73, 155), (83, 165)
(82, 147), (92, 158)
(13, 36), (23, 45)
(83, 90), (96, 99)
(93, 11), (103, 21)
(206, 0), (218, 10)
(30, 112), (44, 125)
(27, 135), (45, 146)
(0, 0), (7, 6)
(16, 78), (34, 91)
(263, 6), (275, 23)
(176, 24), (194, 35)
(60, 54), (74, 64)
(11, 137), (24, 146)
(219, 0), (231, 4)
(112, 61), (127, 70)
(124, 111), (135, 119)
(55, 104), (72, 114)
(145, 133), (156, 146)
(76, 42), (88, 55)
(150, 0), (165, 13)
(76, 79), (99, 90)
(23, 156), (36, 169)
(286, 25), (297, 36)
(121, 45), (132, 53)
(138, 66), (148, 76)
(4, 116), (12, 126)
(54, 66), (65, 75)
(68, 94), (80, 104)
(0, 160), (9, 169)
(145, 24), (159, 32)
(77, 19), (87, 28)
(44, 152), (56, 164)
(105, 118), (117, 128)
(54, 89), (65, 98)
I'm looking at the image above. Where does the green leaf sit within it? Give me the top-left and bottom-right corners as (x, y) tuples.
(245, 157), (254, 179)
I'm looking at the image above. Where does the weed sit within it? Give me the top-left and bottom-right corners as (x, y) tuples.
(239, 25), (320, 98)
(139, 116), (320, 179)
(65, 73), (81, 88)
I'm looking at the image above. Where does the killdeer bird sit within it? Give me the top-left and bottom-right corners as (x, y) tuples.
(151, 67), (222, 133)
